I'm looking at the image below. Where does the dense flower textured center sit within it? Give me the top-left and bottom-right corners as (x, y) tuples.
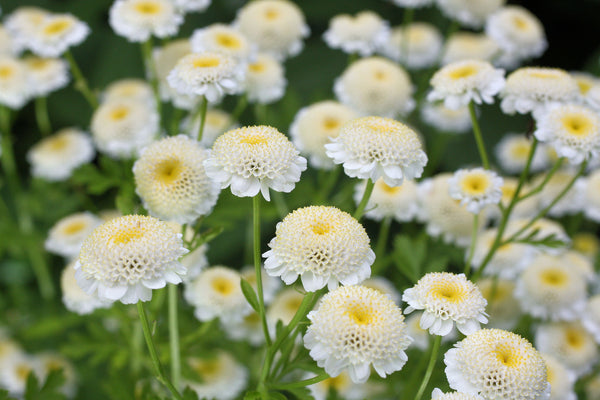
(347, 303), (375, 325)
(540, 268), (568, 286)
(211, 277), (234, 295)
(562, 113), (593, 136)
(460, 173), (491, 195)
(110, 224), (146, 245)
(155, 159), (183, 184)
(216, 33), (241, 49)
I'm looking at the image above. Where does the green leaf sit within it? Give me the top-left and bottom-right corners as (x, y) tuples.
(24, 369), (67, 400)
(243, 391), (262, 400)
(393, 234), (424, 283)
(267, 392), (288, 400)
(182, 387), (199, 400)
(240, 278), (260, 312)
(284, 387), (315, 400)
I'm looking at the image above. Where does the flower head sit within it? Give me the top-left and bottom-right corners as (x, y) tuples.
(436, 0), (505, 28)
(28, 13), (89, 57)
(190, 24), (253, 62)
(444, 328), (550, 399)
(0, 55), (31, 109)
(428, 59), (505, 109)
(477, 278), (522, 331)
(334, 57), (414, 117)
(4, 7), (49, 54)
(75, 215), (188, 304)
(304, 285), (412, 383)
(263, 206), (374, 291)
(133, 135), (220, 224)
(403, 272), (488, 336)
(382, 23), (442, 69)
(323, 11), (390, 57)
(325, 116), (427, 186)
(448, 168), (503, 214)
(184, 351), (248, 400)
(61, 261), (113, 315)
(495, 133), (548, 174)
(23, 56), (69, 97)
(244, 53), (286, 104)
(45, 212), (103, 259)
(354, 178), (419, 222)
(152, 39), (193, 107)
(204, 125), (306, 201)
(441, 32), (500, 65)
(103, 78), (154, 105)
(421, 102), (472, 134)
(109, 0), (183, 42)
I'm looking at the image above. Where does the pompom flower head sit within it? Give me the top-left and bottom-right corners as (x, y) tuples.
(403, 272), (488, 336)
(325, 116), (427, 186)
(304, 285), (412, 383)
(29, 13), (90, 57)
(203, 125), (306, 201)
(133, 135), (220, 224)
(444, 328), (550, 399)
(263, 206), (375, 291)
(323, 11), (390, 57)
(109, 0), (183, 42)
(0, 56), (31, 109)
(448, 168), (503, 214)
(75, 215), (188, 304)
(45, 212), (103, 259)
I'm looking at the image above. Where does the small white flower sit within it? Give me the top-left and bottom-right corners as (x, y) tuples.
(477, 278), (522, 331)
(184, 352), (248, 400)
(421, 102), (472, 134)
(448, 168), (503, 214)
(103, 78), (154, 105)
(381, 23), (442, 69)
(306, 371), (368, 400)
(45, 212), (103, 259)
(353, 178), (419, 222)
(28, 13), (89, 57)
(182, 107), (237, 147)
(0, 55), (31, 109)
(244, 53), (286, 104)
(323, 11), (390, 57)
(530, 170), (584, 217)
(4, 7), (50, 54)
(441, 32), (500, 65)
(436, 0), (505, 28)
(152, 39), (193, 107)
(23, 56), (69, 97)
(61, 261), (113, 315)
(190, 24), (253, 62)
(495, 133), (549, 174)
(109, 0), (183, 42)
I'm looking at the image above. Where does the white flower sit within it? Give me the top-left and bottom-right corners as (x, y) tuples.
(263, 206), (374, 291)
(420, 102), (472, 134)
(541, 353), (577, 400)
(184, 352), (248, 400)
(244, 53), (286, 104)
(36, 353), (77, 399)
(45, 212), (103, 259)
(28, 13), (89, 57)
(581, 168), (600, 222)
(436, 0), (505, 28)
(152, 39), (193, 107)
(167, 51), (245, 103)
(182, 108), (237, 147)
(190, 24), (254, 62)
(441, 32), (500, 65)
(75, 215), (188, 304)
(306, 371), (368, 400)
(353, 178), (419, 222)
(304, 285), (412, 383)
(203, 125), (306, 201)
(448, 168), (503, 214)
(109, 0), (183, 42)
(428, 59), (505, 109)
(323, 11), (390, 57)
(23, 56), (69, 96)
(103, 78), (154, 105)
(4, 7), (49, 54)
(133, 135), (220, 224)
(325, 116), (427, 186)
(495, 133), (549, 174)
(0, 353), (44, 398)
(444, 329), (550, 400)
(0, 55), (31, 109)
(477, 278), (522, 331)
(381, 23), (442, 69)
(403, 272), (488, 336)
(27, 127), (95, 182)
(334, 57), (415, 117)
(582, 294), (600, 343)
(534, 103), (600, 164)
(61, 261), (113, 315)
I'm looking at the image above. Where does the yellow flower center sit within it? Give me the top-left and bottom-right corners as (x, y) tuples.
(249, 62), (265, 73)
(240, 134), (267, 145)
(431, 282), (466, 303)
(573, 233), (598, 254)
(510, 142), (530, 159)
(43, 19), (72, 35)
(448, 65), (478, 80)
(62, 220), (87, 235)
(540, 268), (568, 287)
(16, 364), (32, 380)
(110, 224), (146, 245)
(322, 117), (340, 131)
(110, 106), (130, 121)
(46, 135), (70, 151)
(512, 15), (530, 31)
(27, 58), (50, 70)
(211, 276), (234, 295)
(215, 33), (241, 49)
(192, 56), (221, 68)
(501, 185), (516, 202)
(530, 71), (559, 80)
(190, 358), (221, 380)
(561, 113), (593, 137)
(324, 374), (350, 391)
(285, 297), (302, 312)
(494, 343), (520, 368)
(565, 328), (585, 349)
(346, 303), (374, 325)
(379, 181), (401, 194)
(206, 113), (227, 126)
(310, 221), (332, 235)
(155, 159), (183, 185)
(134, 1), (162, 15)
(0, 66), (14, 79)
(577, 79), (593, 95)
(373, 70), (388, 81)
(264, 8), (279, 20)
(460, 173), (490, 195)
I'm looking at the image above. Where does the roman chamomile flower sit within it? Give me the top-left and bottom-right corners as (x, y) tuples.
(444, 329), (551, 400)
(353, 178), (420, 222)
(448, 168), (503, 214)
(304, 285), (412, 384)
(190, 24), (253, 62)
(0, 56), (31, 109)
(325, 116), (427, 186)
(133, 135), (220, 224)
(109, 0), (183, 42)
(427, 59), (505, 110)
(184, 351), (248, 400)
(244, 53), (287, 104)
(23, 56), (69, 97)
(167, 51), (244, 103)
(382, 23), (443, 69)
(45, 212), (103, 259)
(436, 0), (505, 28)
(263, 206), (374, 291)
(203, 125), (306, 201)
(441, 32), (500, 65)
(28, 13), (90, 58)
(75, 215), (188, 304)
(402, 272), (488, 336)
(323, 11), (390, 57)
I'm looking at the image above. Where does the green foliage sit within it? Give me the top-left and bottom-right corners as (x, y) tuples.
(24, 370), (67, 400)
(240, 278), (260, 313)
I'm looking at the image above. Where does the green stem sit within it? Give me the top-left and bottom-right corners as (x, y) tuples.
(131, 319), (143, 374)
(232, 93), (248, 121)
(414, 335), (442, 400)
(516, 158), (564, 202)
(141, 39), (162, 129)
(34, 96), (52, 136)
(315, 166), (341, 204)
(64, 50), (98, 109)
(372, 217), (392, 276)
(27, 242), (55, 300)
(468, 101), (489, 169)
(400, 8), (415, 66)
(137, 301), (183, 400)
(464, 213), (479, 276)
(353, 178), (375, 220)
(271, 191), (288, 219)
(170, 107), (183, 136)
(271, 373), (330, 390)
(196, 96), (208, 142)
(254, 103), (267, 124)
(253, 195), (272, 347)
(168, 284), (181, 390)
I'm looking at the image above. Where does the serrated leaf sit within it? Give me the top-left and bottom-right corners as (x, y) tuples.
(240, 278), (260, 312)
(182, 387), (199, 400)
(268, 391), (287, 400)
(284, 386), (315, 400)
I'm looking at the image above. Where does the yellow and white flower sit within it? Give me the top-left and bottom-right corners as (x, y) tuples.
(28, 13), (89, 57)
(382, 23), (442, 69)
(441, 32), (500, 65)
(323, 11), (390, 57)
(184, 351), (248, 400)
(448, 168), (503, 214)
(23, 56), (69, 96)
(109, 0), (183, 42)
(436, 0), (505, 28)
(244, 53), (286, 104)
(45, 212), (103, 259)
(190, 24), (253, 62)
(420, 102), (472, 134)
(0, 55), (31, 109)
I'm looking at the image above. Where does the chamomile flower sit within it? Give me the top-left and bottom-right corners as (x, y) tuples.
(382, 23), (442, 69)
(500, 67), (579, 115)
(530, 170), (583, 217)
(0, 55), (31, 109)
(431, 389), (483, 400)
(353, 178), (419, 222)
(133, 135), (220, 224)
(535, 321), (599, 377)
(323, 11), (390, 57)
(203, 125), (306, 201)
(441, 32), (500, 65)
(405, 313), (430, 350)
(190, 24), (253, 62)
(581, 168), (600, 222)
(497, 178), (540, 219)
(152, 39), (193, 107)
(334, 57), (415, 117)
(61, 261), (113, 315)
(0, 336), (24, 371)
(234, 0), (309, 60)
(4, 7), (49, 54)
(103, 78), (154, 105)
(27, 128), (95, 182)
(486, 6), (547, 68)
(436, 0), (505, 28)
(90, 99), (159, 159)
(534, 103), (600, 164)
(571, 231), (599, 261)
(391, 0), (433, 7)
(495, 133), (548, 174)
(22, 56), (69, 97)
(444, 329), (550, 399)
(571, 71), (600, 108)
(28, 13), (89, 57)
(307, 371), (368, 400)
(167, 51), (244, 103)
(75, 215), (188, 304)
(325, 116), (427, 186)
(109, 0), (183, 42)
(304, 285), (412, 384)
(185, 352), (248, 400)
(289, 100), (358, 170)
(448, 168), (503, 214)
(182, 108), (237, 147)
(403, 272), (488, 336)
(244, 53), (286, 104)
(0, 353), (44, 398)
(420, 102), (472, 134)
(541, 353), (577, 400)
(477, 278), (521, 330)
(173, 0), (211, 13)
(514, 253), (588, 321)
(263, 206), (374, 291)
(183, 266), (251, 323)
(428, 59), (505, 109)
(266, 287), (304, 330)
(582, 295), (600, 343)
(45, 212), (103, 259)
